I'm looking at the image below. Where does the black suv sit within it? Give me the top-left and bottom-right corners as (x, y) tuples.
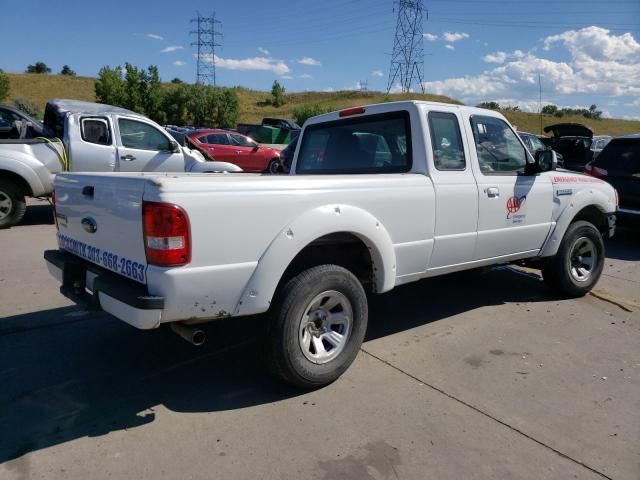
(585, 135), (640, 222)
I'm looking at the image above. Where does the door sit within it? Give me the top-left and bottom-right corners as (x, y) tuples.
(115, 117), (184, 172)
(69, 117), (117, 172)
(469, 114), (553, 260)
(200, 133), (235, 162)
(426, 110), (479, 269)
(229, 133), (266, 172)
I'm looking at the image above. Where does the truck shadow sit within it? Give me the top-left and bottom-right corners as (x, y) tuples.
(0, 266), (560, 465)
(604, 228), (640, 262)
(19, 203), (54, 226)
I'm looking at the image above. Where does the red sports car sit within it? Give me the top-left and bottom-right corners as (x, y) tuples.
(187, 129), (281, 173)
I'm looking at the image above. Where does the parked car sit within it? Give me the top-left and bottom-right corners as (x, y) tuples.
(262, 117), (301, 131)
(590, 135), (612, 161)
(585, 135), (639, 222)
(278, 132), (300, 173)
(187, 129), (282, 173)
(0, 104), (44, 139)
(45, 101), (616, 388)
(543, 123), (594, 171)
(519, 131), (564, 167)
(0, 99), (239, 228)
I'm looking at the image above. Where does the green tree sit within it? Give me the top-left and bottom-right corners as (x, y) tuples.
(0, 70), (10, 102)
(142, 65), (165, 123)
(60, 65), (76, 76)
(171, 77), (183, 84)
(187, 84), (217, 126)
(123, 63), (146, 113)
(26, 62), (51, 74)
(541, 104), (557, 115)
(162, 84), (191, 125)
(271, 80), (286, 108)
(215, 88), (240, 128)
(95, 65), (126, 106)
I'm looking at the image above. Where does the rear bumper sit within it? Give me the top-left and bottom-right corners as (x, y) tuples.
(44, 250), (164, 329)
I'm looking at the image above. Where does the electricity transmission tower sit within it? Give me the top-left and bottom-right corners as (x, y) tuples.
(387, 0), (426, 94)
(190, 12), (222, 86)
(359, 80), (368, 92)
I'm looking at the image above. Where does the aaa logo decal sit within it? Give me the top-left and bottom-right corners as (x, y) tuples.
(506, 195), (527, 219)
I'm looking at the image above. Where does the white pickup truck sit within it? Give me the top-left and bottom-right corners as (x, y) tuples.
(45, 101), (617, 388)
(0, 99), (238, 228)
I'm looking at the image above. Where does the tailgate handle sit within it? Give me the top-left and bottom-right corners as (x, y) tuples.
(82, 186), (94, 198)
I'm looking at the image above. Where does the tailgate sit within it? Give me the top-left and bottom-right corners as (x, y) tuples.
(54, 174), (148, 284)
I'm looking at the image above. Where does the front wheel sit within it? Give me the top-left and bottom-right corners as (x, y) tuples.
(265, 265), (368, 388)
(266, 159), (281, 174)
(0, 180), (27, 229)
(541, 220), (605, 297)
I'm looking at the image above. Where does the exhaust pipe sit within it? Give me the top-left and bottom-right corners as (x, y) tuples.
(171, 322), (206, 346)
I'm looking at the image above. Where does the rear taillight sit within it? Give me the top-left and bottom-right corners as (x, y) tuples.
(584, 162), (608, 178)
(143, 201), (191, 267)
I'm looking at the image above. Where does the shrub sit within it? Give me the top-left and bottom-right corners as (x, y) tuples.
(26, 62), (51, 74)
(0, 70), (9, 102)
(292, 104), (333, 125)
(271, 80), (286, 108)
(60, 65), (76, 76)
(13, 98), (42, 118)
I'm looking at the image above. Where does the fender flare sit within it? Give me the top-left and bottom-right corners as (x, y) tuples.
(540, 187), (615, 257)
(234, 204), (397, 316)
(0, 156), (47, 196)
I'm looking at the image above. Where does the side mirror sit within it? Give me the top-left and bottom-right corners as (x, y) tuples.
(170, 140), (181, 153)
(252, 144), (259, 151)
(533, 149), (556, 173)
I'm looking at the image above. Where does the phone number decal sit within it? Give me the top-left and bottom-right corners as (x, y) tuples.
(57, 233), (146, 283)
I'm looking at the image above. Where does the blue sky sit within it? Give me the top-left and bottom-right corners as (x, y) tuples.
(1, 0), (639, 119)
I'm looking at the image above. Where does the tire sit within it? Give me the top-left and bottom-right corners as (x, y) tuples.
(541, 220), (605, 297)
(267, 159), (281, 174)
(0, 179), (27, 229)
(265, 265), (368, 389)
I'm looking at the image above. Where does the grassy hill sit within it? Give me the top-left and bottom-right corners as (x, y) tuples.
(5, 72), (639, 136)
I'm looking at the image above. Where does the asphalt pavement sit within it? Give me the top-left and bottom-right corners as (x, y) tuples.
(1, 199), (638, 480)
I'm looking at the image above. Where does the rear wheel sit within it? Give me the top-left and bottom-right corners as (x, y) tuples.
(541, 221), (604, 297)
(0, 180), (27, 229)
(265, 265), (368, 388)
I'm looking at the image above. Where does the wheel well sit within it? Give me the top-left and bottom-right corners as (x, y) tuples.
(0, 170), (32, 196)
(572, 205), (608, 236)
(279, 233), (374, 291)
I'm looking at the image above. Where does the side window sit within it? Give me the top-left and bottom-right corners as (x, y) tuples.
(296, 111), (411, 174)
(229, 134), (256, 147)
(81, 118), (111, 145)
(0, 109), (17, 128)
(428, 112), (466, 170)
(197, 134), (210, 144)
(470, 115), (528, 175)
(207, 134), (230, 145)
(118, 118), (171, 151)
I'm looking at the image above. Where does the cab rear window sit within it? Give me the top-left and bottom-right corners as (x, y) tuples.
(296, 111), (412, 174)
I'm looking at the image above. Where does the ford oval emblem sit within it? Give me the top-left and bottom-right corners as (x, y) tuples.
(81, 217), (98, 233)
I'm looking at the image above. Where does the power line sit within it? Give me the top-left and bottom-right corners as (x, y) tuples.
(388, 0), (427, 94)
(190, 12), (222, 86)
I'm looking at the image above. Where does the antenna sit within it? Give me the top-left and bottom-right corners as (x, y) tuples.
(190, 12), (222, 86)
(387, 0), (426, 94)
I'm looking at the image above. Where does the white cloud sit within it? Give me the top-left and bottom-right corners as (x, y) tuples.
(345, 81), (363, 91)
(443, 32), (469, 43)
(161, 46), (183, 53)
(483, 51), (507, 64)
(424, 27), (640, 107)
(258, 47), (270, 55)
(298, 56), (321, 66)
(323, 87), (335, 92)
(300, 74), (312, 79)
(280, 75), (294, 80)
(625, 98), (640, 107)
(173, 60), (186, 67)
(423, 33), (438, 41)
(147, 33), (163, 40)
(372, 70), (384, 77)
(445, 44), (455, 51)
(543, 26), (640, 63)
(622, 115), (640, 121)
(200, 54), (290, 75)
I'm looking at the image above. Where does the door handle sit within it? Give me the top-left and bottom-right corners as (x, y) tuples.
(120, 154), (136, 161)
(486, 187), (500, 198)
